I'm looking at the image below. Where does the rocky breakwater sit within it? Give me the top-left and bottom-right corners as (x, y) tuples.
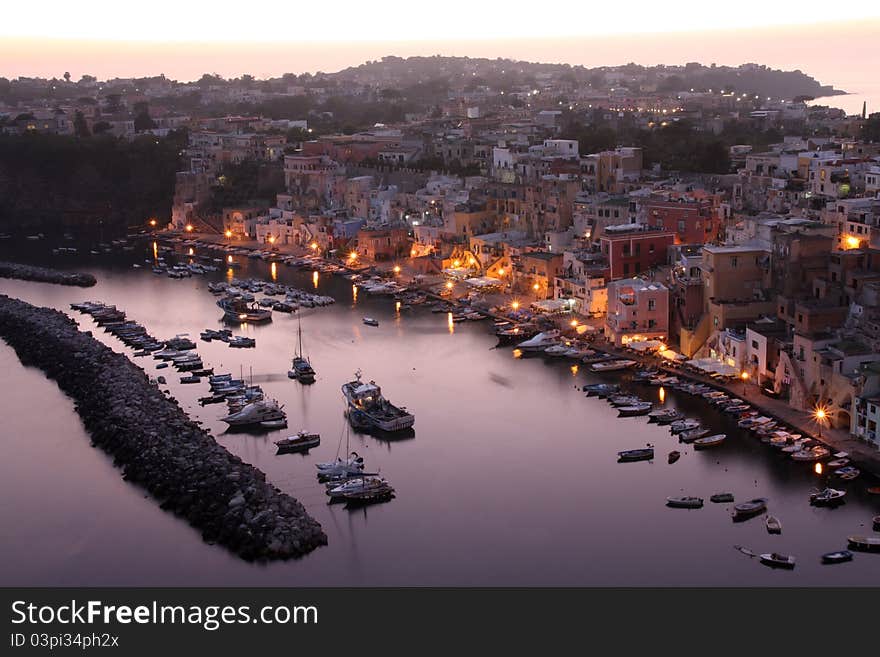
(0, 261), (97, 287)
(0, 294), (327, 560)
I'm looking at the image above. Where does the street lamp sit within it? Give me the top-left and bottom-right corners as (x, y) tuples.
(393, 265), (401, 275)
(149, 218), (157, 228)
(224, 230), (232, 239)
(814, 406), (827, 438)
(740, 370), (749, 395)
(185, 224), (194, 233)
(511, 300), (520, 312)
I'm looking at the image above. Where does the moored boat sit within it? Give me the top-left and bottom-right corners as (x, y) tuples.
(617, 448), (654, 462)
(341, 370), (414, 432)
(760, 552), (796, 569)
(847, 535), (880, 552)
(275, 431), (321, 453)
(765, 516), (782, 534)
(617, 403), (653, 417)
(809, 488), (846, 506)
(668, 450), (680, 464)
(591, 359), (637, 372)
(710, 492), (735, 504)
(694, 434), (726, 449)
(666, 496), (703, 508)
(733, 497), (767, 521)
(821, 550), (853, 564)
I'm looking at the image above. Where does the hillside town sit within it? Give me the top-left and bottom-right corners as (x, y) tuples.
(3, 58), (880, 453)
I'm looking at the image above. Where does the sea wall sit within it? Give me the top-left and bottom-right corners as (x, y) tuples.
(0, 261), (97, 287)
(0, 294), (327, 560)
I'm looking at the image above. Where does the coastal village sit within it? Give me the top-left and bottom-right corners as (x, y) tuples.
(2, 58), (880, 566)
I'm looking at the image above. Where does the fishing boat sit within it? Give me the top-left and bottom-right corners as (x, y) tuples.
(846, 536), (880, 552)
(760, 553), (796, 569)
(274, 431), (321, 453)
(608, 395), (644, 407)
(221, 399), (285, 428)
(617, 448), (654, 462)
(765, 516), (782, 534)
(617, 403), (653, 417)
(288, 314), (316, 383)
(666, 496), (703, 508)
(710, 492), (735, 504)
(668, 450), (681, 464)
(679, 427), (711, 443)
(228, 336), (256, 348)
(732, 498), (768, 521)
(362, 317), (379, 327)
(342, 370), (414, 432)
(810, 488), (846, 506)
(694, 434), (726, 449)
(591, 359), (637, 372)
(821, 550), (853, 564)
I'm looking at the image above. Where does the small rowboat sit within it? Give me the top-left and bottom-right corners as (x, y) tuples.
(666, 496), (703, 509)
(821, 550), (853, 564)
(810, 488), (846, 506)
(760, 553), (796, 569)
(765, 516), (782, 534)
(733, 498), (767, 521)
(617, 448), (654, 462)
(694, 434), (726, 449)
(847, 535), (880, 552)
(679, 427), (711, 443)
(667, 450), (681, 464)
(711, 492), (734, 504)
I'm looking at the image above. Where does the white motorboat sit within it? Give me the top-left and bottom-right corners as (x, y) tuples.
(221, 399), (285, 428)
(617, 403), (653, 417)
(679, 427), (711, 443)
(362, 317), (379, 326)
(326, 476), (395, 502)
(669, 419), (701, 434)
(591, 359), (637, 372)
(316, 452), (365, 478)
(516, 330), (561, 353)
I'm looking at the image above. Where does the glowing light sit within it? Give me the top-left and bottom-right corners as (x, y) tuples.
(512, 348), (523, 359)
(267, 235), (276, 245)
(498, 268), (505, 276)
(270, 261), (277, 281)
(238, 313), (248, 320)
(845, 235), (861, 249)
(188, 247), (194, 256)
(185, 224), (194, 232)
(393, 265), (401, 274)
(814, 462), (823, 475)
(741, 371), (749, 381)
(312, 271), (319, 288)
(352, 284), (358, 302)
(227, 255), (233, 264)
(511, 300), (520, 311)
(224, 230), (232, 238)
(348, 251), (358, 262)
(570, 319), (578, 327)
(396, 301), (401, 313)
(815, 407), (827, 421)
(310, 242), (318, 251)
(446, 281), (453, 290)
(148, 218), (157, 227)
(659, 387), (666, 403)
(570, 364), (579, 376)
(533, 283), (540, 291)
(453, 260), (461, 268)
(152, 241), (158, 260)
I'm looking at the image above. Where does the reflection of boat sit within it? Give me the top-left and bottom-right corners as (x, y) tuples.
(666, 496), (702, 508)
(342, 370), (414, 432)
(765, 516), (782, 534)
(275, 431), (320, 453)
(810, 488), (846, 506)
(617, 448), (654, 462)
(821, 550), (853, 564)
(733, 498), (767, 521)
(760, 553), (795, 569)
(834, 466), (860, 480)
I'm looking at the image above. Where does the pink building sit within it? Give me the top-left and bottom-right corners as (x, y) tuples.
(604, 278), (669, 346)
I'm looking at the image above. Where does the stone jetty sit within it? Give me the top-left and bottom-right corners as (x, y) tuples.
(0, 294), (327, 560)
(0, 260), (97, 287)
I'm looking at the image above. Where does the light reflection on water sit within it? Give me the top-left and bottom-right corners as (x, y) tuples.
(0, 243), (879, 587)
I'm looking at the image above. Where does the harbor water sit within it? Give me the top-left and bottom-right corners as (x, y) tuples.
(1, 243), (879, 585)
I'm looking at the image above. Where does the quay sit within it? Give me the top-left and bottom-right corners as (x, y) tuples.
(0, 260), (96, 287)
(0, 294), (327, 560)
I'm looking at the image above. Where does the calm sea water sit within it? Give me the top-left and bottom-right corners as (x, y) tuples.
(1, 242), (879, 586)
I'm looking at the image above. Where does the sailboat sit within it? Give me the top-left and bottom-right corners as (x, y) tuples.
(288, 313), (316, 383)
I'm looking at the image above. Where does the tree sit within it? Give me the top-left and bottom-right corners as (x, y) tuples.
(63, 72), (71, 83)
(73, 111), (91, 137)
(104, 94), (123, 114)
(92, 121), (113, 135)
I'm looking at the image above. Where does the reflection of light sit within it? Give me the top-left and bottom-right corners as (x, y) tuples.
(570, 364), (579, 376)
(814, 462), (823, 475)
(227, 255), (233, 264)
(313, 271), (319, 289)
(396, 301), (401, 313)
(270, 261), (277, 281)
(659, 387), (666, 403)
(152, 241), (158, 260)
(188, 247), (194, 256)
(512, 348), (522, 359)
(226, 267), (234, 280)
(352, 284), (358, 303)
(447, 312), (454, 334)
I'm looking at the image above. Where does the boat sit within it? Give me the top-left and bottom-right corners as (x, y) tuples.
(821, 550), (853, 564)
(710, 492), (734, 504)
(316, 452), (365, 478)
(617, 448), (654, 462)
(826, 458), (849, 468)
(694, 434), (726, 449)
(765, 516), (782, 534)
(679, 427), (711, 443)
(583, 383), (620, 397)
(274, 431), (320, 453)
(179, 375), (201, 384)
(732, 498), (767, 521)
(810, 488), (846, 506)
(760, 553), (796, 569)
(221, 399), (285, 428)
(669, 419), (700, 434)
(260, 418), (288, 430)
(608, 395), (644, 407)
(617, 403), (653, 417)
(362, 317), (379, 327)
(217, 297), (272, 324)
(326, 476), (394, 503)
(591, 359), (637, 372)
(667, 450), (681, 464)
(516, 330), (561, 353)
(874, 515), (880, 531)
(228, 336), (256, 348)
(341, 370), (414, 432)
(666, 496), (703, 508)
(867, 487), (880, 495)
(791, 447), (830, 462)
(288, 314), (316, 383)
(846, 535), (880, 552)
(649, 409), (684, 424)
(834, 466), (860, 480)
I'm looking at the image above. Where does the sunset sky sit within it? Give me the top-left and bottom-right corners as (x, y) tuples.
(2, 4), (879, 91)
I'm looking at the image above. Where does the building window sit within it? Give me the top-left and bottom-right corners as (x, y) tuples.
(731, 256), (738, 268)
(752, 340), (758, 349)
(648, 299), (656, 310)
